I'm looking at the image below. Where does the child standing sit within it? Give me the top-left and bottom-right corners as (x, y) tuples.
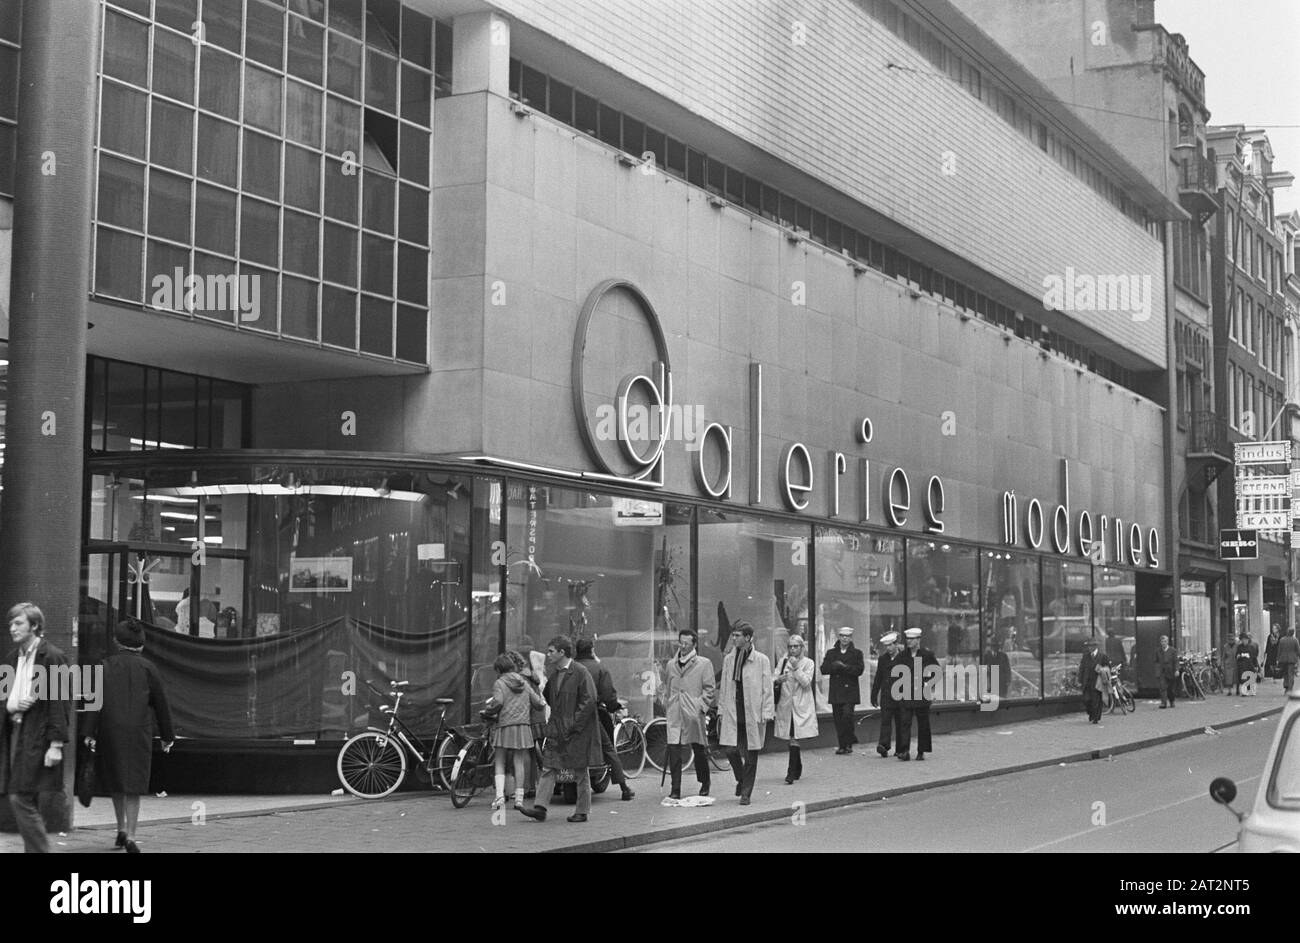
(488, 653), (546, 810)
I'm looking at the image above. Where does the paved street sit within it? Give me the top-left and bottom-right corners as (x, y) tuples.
(3, 685), (1285, 853)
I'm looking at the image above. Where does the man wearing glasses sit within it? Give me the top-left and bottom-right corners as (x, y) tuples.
(719, 621), (774, 805)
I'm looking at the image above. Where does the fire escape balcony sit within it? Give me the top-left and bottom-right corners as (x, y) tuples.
(1185, 410), (1232, 486)
(1177, 152), (1218, 225)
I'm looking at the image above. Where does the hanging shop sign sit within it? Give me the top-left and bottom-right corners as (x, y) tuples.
(1234, 441), (1291, 465)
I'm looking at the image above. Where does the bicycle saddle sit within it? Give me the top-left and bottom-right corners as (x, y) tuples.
(434, 697), (455, 705)
(391, 680), (410, 687)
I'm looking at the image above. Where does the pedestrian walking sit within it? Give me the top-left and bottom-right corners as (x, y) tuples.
(720, 621), (774, 805)
(663, 628), (715, 799)
(574, 637), (635, 801)
(506, 648), (547, 799)
(773, 634), (817, 784)
(1079, 637), (1102, 724)
(0, 602), (71, 853)
(1222, 634), (1239, 697)
(870, 632), (903, 756)
(895, 627), (938, 760)
(820, 625), (864, 754)
(1095, 652), (1113, 714)
(1236, 634), (1260, 696)
(517, 636), (602, 823)
(1156, 634), (1178, 708)
(485, 653), (546, 811)
(1276, 629), (1299, 692)
(1263, 626), (1281, 680)
(81, 619), (174, 852)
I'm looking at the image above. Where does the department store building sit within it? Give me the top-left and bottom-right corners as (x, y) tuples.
(0, 0), (1183, 790)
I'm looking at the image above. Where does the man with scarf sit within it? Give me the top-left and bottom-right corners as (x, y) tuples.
(719, 621), (774, 805)
(664, 627), (716, 798)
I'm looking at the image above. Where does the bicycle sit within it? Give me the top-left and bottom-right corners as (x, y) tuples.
(449, 716), (498, 809)
(1107, 668), (1135, 714)
(643, 711), (730, 774)
(336, 680), (470, 799)
(611, 708), (648, 779)
(1177, 658), (1206, 701)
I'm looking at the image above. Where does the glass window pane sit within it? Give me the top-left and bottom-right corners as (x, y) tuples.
(245, 1), (285, 70)
(196, 114), (239, 186)
(202, 0), (243, 55)
(103, 9), (149, 87)
(327, 33), (363, 99)
(155, 0), (198, 33)
(192, 251), (239, 323)
(97, 154), (145, 232)
(328, 0), (362, 38)
(281, 275), (319, 340)
(400, 7), (432, 70)
(400, 65), (430, 126)
(365, 50), (398, 114)
(238, 263), (278, 332)
(395, 304), (425, 363)
(148, 168), (192, 244)
(0, 45), (16, 119)
(153, 27), (197, 104)
(285, 80), (322, 147)
(100, 81), (148, 159)
(905, 540), (982, 705)
(244, 65), (283, 134)
(362, 170), (394, 234)
(326, 94), (361, 154)
(1043, 558), (1093, 697)
(0, 0), (22, 45)
(199, 46), (241, 119)
(146, 239), (191, 311)
(281, 209), (319, 277)
(160, 370), (198, 450)
(95, 226), (143, 300)
(398, 183), (427, 244)
(984, 550), (1042, 700)
(322, 221), (357, 286)
(321, 285), (356, 346)
(359, 295), (392, 356)
(150, 98), (195, 174)
(103, 361), (146, 452)
(242, 129), (281, 200)
(0, 122), (12, 196)
(283, 144), (321, 211)
(361, 234), (392, 295)
(194, 182), (237, 255)
(396, 242), (425, 305)
(287, 17), (324, 85)
(398, 124), (427, 185)
(324, 157), (358, 222)
(366, 0), (399, 53)
(239, 196), (279, 267)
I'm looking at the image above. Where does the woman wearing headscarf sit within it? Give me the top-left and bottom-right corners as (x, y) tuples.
(82, 619), (174, 852)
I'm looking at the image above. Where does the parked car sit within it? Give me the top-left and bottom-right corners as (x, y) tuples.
(1210, 687), (1300, 852)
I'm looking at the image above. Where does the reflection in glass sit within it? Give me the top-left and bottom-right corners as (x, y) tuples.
(1042, 558), (1092, 696)
(983, 550), (1041, 700)
(907, 540), (981, 705)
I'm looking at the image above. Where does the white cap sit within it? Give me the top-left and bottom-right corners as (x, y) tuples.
(904, 627), (923, 639)
(837, 625), (855, 636)
(878, 632), (899, 645)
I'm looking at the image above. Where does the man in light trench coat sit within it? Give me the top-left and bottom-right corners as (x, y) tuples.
(720, 620), (774, 805)
(664, 627), (716, 799)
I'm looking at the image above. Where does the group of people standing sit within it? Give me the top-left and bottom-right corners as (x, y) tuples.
(2, 603), (173, 853)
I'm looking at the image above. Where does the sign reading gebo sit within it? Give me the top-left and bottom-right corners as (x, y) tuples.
(1219, 529), (1259, 560)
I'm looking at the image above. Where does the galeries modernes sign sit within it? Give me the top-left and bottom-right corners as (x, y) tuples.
(570, 279), (1161, 569)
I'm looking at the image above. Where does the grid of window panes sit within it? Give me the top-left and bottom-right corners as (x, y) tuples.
(0, 0), (19, 198)
(92, 0), (435, 364)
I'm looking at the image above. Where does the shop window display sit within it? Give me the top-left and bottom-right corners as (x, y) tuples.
(813, 527), (904, 708)
(1042, 558), (1093, 696)
(983, 549), (1042, 700)
(906, 540), (981, 705)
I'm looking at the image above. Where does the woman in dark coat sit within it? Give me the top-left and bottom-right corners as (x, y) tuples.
(83, 619), (174, 852)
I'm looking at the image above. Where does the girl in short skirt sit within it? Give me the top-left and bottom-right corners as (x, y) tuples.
(489, 653), (546, 810)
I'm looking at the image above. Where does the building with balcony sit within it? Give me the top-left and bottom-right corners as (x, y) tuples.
(1, 0), (1182, 793)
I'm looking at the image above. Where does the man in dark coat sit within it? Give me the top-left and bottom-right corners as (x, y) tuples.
(82, 619), (174, 852)
(1078, 638), (1102, 723)
(574, 637), (634, 801)
(869, 632), (902, 757)
(1, 602), (71, 853)
(820, 625), (865, 754)
(519, 635), (603, 823)
(1156, 634), (1178, 708)
(1276, 628), (1300, 692)
(894, 627), (939, 760)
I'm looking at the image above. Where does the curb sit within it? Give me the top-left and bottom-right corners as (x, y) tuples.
(542, 705), (1284, 854)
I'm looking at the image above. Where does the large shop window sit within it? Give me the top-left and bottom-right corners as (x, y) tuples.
(1042, 558), (1094, 696)
(983, 550), (1043, 700)
(0, 341), (6, 523)
(907, 540), (982, 705)
(501, 484), (693, 725)
(84, 463), (473, 741)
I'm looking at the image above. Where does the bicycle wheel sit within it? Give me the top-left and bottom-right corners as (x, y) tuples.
(707, 742), (730, 772)
(613, 719), (647, 779)
(644, 717), (670, 772)
(1119, 686), (1136, 713)
(1207, 669), (1223, 695)
(338, 731), (407, 799)
(433, 733), (463, 791)
(450, 741), (484, 809)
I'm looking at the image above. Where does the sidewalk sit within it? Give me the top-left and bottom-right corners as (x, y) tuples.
(6, 684), (1288, 853)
